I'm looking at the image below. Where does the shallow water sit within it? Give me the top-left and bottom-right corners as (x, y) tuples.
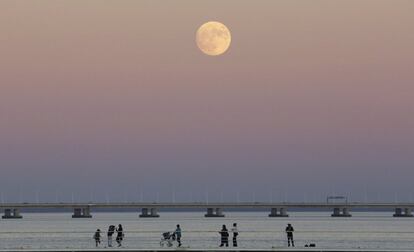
(0, 211), (413, 250)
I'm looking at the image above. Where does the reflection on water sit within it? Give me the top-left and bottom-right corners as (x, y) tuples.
(1, 212), (413, 250)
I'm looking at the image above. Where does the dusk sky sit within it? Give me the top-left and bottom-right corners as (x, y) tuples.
(1, 0), (413, 203)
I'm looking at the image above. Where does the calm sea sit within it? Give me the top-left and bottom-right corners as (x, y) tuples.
(0, 212), (413, 250)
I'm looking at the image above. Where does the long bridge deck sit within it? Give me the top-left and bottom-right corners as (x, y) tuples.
(2, 202), (414, 208)
(1, 202), (414, 219)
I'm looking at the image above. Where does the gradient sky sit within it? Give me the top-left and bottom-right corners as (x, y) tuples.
(1, 0), (413, 203)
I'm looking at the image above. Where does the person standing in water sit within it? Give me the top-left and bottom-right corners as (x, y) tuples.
(231, 223), (238, 247)
(107, 225), (115, 247)
(219, 225), (229, 247)
(175, 224), (182, 247)
(93, 229), (101, 247)
(285, 223), (294, 247)
(116, 224), (124, 247)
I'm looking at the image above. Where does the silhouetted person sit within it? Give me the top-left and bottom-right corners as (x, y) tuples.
(175, 224), (182, 247)
(116, 224), (124, 247)
(219, 225), (229, 247)
(285, 224), (294, 247)
(107, 225), (115, 247)
(231, 223), (238, 247)
(93, 229), (101, 247)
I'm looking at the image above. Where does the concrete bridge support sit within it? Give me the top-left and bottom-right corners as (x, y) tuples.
(393, 207), (413, 217)
(331, 207), (352, 217)
(139, 208), (160, 218)
(2, 208), (23, 219)
(205, 208), (225, 217)
(72, 207), (92, 218)
(269, 208), (289, 217)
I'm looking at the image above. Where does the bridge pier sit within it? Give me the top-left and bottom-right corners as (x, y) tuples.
(72, 207), (92, 218)
(139, 208), (160, 218)
(331, 207), (352, 217)
(393, 207), (413, 217)
(269, 208), (289, 217)
(205, 208), (225, 217)
(2, 208), (23, 219)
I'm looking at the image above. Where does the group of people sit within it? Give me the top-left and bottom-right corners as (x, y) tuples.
(93, 223), (295, 248)
(219, 223), (295, 248)
(218, 223), (238, 247)
(93, 224), (124, 247)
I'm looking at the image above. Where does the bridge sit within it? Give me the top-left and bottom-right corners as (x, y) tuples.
(1, 202), (413, 219)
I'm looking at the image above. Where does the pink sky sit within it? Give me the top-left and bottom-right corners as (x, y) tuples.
(0, 1), (413, 202)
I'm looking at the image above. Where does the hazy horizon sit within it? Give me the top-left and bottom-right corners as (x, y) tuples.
(1, 0), (413, 203)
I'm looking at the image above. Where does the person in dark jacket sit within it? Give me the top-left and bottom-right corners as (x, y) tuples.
(107, 225), (115, 247)
(175, 224), (182, 247)
(116, 224), (124, 247)
(285, 223), (294, 247)
(93, 229), (101, 247)
(219, 225), (229, 247)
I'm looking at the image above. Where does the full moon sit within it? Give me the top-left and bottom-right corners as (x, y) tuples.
(196, 21), (231, 56)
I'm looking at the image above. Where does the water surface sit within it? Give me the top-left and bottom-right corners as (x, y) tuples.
(1, 212), (413, 250)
